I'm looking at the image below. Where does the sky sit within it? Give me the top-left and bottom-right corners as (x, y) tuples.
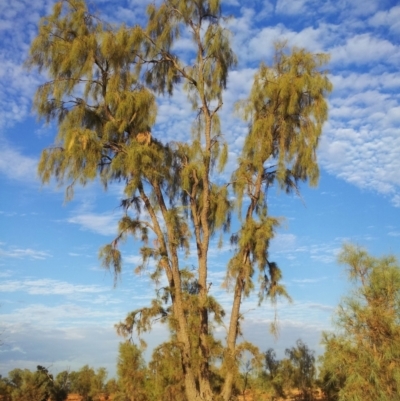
(1, 0), (400, 379)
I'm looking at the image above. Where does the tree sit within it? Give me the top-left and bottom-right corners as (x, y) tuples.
(285, 340), (316, 401)
(148, 342), (187, 401)
(263, 348), (286, 400)
(114, 342), (148, 401)
(27, 1), (332, 400)
(321, 244), (400, 401)
(69, 365), (97, 401)
(89, 367), (108, 401)
(0, 375), (13, 401)
(6, 366), (67, 401)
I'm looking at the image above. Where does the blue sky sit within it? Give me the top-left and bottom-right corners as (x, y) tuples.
(1, 0), (400, 378)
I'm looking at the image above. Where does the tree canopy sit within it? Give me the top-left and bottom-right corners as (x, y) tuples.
(27, 1), (332, 400)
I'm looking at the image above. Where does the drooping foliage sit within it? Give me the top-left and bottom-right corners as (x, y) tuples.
(321, 245), (400, 401)
(221, 44), (331, 400)
(27, 1), (332, 400)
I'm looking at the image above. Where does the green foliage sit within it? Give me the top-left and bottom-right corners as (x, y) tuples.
(28, 1), (332, 400)
(263, 348), (286, 399)
(4, 366), (67, 401)
(2, 366), (112, 401)
(0, 375), (13, 401)
(321, 245), (400, 401)
(114, 342), (148, 401)
(251, 343), (317, 401)
(148, 342), (187, 401)
(285, 340), (316, 401)
(68, 365), (107, 401)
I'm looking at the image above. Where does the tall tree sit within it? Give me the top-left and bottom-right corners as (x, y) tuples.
(27, 1), (332, 400)
(321, 245), (400, 401)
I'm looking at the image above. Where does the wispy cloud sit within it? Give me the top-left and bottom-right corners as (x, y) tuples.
(0, 269), (12, 278)
(0, 246), (51, 260)
(67, 212), (119, 236)
(0, 278), (106, 295)
(331, 33), (398, 66)
(0, 141), (38, 182)
(292, 277), (328, 284)
(369, 5), (400, 33)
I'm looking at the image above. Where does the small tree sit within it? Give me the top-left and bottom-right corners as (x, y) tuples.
(89, 368), (108, 401)
(285, 340), (316, 401)
(148, 342), (186, 401)
(0, 375), (13, 401)
(7, 367), (67, 401)
(115, 342), (148, 401)
(321, 244), (400, 401)
(27, 1), (332, 400)
(69, 365), (96, 401)
(263, 348), (286, 400)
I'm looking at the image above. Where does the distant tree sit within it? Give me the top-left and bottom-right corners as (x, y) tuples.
(55, 371), (70, 394)
(89, 368), (108, 401)
(6, 369), (24, 392)
(0, 375), (13, 401)
(69, 365), (96, 401)
(321, 244), (400, 401)
(114, 342), (148, 401)
(263, 348), (286, 400)
(9, 369), (46, 401)
(7, 366), (66, 401)
(27, 0), (332, 400)
(104, 378), (119, 400)
(285, 340), (316, 401)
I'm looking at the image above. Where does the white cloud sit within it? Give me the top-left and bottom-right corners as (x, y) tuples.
(0, 246), (50, 260)
(67, 212), (120, 236)
(331, 72), (400, 93)
(0, 279), (106, 295)
(331, 34), (398, 66)
(0, 142), (38, 182)
(271, 233), (297, 253)
(224, 0), (240, 5)
(255, 0), (274, 21)
(392, 195), (400, 208)
(275, 0), (308, 15)
(369, 5), (400, 33)
(345, 0), (380, 17)
(292, 277), (328, 284)
(320, 123), (400, 203)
